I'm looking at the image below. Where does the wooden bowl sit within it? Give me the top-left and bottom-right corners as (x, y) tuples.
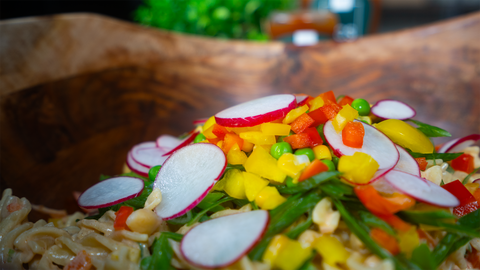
(1, 13), (479, 218)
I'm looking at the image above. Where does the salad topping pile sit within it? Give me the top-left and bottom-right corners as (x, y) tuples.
(8, 91), (479, 270)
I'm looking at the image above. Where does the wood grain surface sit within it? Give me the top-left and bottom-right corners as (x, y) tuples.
(1, 12), (479, 215)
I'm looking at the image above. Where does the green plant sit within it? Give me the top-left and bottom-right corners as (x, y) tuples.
(133, 0), (295, 41)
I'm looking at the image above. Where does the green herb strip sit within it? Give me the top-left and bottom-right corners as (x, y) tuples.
(408, 119), (452, 137)
(186, 197), (234, 226)
(462, 167), (480, 184)
(140, 232), (182, 270)
(277, 171), (340, 194)
(406, 149), (462, 161)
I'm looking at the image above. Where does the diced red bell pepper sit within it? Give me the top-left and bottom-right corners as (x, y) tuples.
(298, 159), (329, 182)
(303, 127), (323, 147)
(283, 133), (313, 149)
(338, 95), (354, 106)
(342, 121), (364, 148)
(290, 113), (315, 134)
(318, 91), (337, 105)
(415, 157), (428, 171)
(212, 124), (229, 140)
(451, 153), (475, 173)
(354, 185), (416, 215)
(370, 228), (400, 255)
(319, 104), (342, 120)
(307, 108), (329, 127)
(114, 206), (134, 230)
(442, 180), (479, 217)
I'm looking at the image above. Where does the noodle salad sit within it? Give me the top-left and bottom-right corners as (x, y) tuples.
(1, 92), (480, 270)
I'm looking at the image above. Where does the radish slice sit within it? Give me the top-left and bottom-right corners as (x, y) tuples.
(156, 135), (181, 151)
(394, 145), (421, 176)
(437, 134), (480, 153)
(130, 141), (169, 168)
(78, 177), (144, 209)
(193, 118), (208, 125)
(295, 94), (310, 106)
(181, 210), (269, 268)
(162, 131), (199, 156)
(126, 151), (150, 176)
(371, 100), (416, 120)
(154, 143), (227, 219)
(384, 170), (460, 207)
(473, 178), (480, 184)
(324, 120), (399, 183)
(215, 94), (297, 127)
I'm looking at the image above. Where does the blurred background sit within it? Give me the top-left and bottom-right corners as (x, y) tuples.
(1, 0), (479, 45)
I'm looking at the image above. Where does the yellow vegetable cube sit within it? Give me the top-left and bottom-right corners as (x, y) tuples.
(338, 152), (379, 184)
(202, 116), (216, 132)
(308, 96), (324, 111)
(263, 235), (289, 267)
(244, 146), (287, 183)
(398, 226), (420, 258)
(243, 172), (269, 201)
(277, 153), (308, 178)
(227, 144), (248, 165)
(242, 140), (254, 152)
(255, 186), (286, 210)
(312, 145), (332, 160)
(261, 123), (291, 136)
(222, 169), (247, 199)
(283, 105), (309, 124)
(263, 235), (312, 270)
(313, 235), (349, 266)
(239, 131), (276, 145)
(332, 105), (359, 132)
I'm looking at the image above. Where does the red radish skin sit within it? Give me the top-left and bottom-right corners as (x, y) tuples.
(181, 210), (269, 269)
(126, 151), (150, 177)
(394, 145), (421, 177)
(215, 94), (297, 127)
(371, 99), (416, 120)
(295, 94), (310, 106)
(162, 131), (199, 156)
(193, 118), (208, 125)
(438, 134), (480, 153)
(324, 120), (399, 183)
(384, 170), (460, 208)
(78, 177), (144, 209)
(154, 143), (227, 220)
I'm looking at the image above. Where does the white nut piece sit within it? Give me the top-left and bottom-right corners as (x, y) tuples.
(126, 209), (161, 235)
(144, 187), (162, 211)
(422, 165), (443, 186)
(297, 229), (321, 248)
(313, 197), (340, 234)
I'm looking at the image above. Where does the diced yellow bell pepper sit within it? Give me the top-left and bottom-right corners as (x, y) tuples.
(203, 116), (216, 132)
(277, 153), (309, 178)
(283, 105), (309, 124)
(357, 116), (372, 125)
(244, 146), (287, 183)
(243, 172), (269, 201)
(227, 144), (248, 165)
(222, 169), (247, 199)
(263, 235), (312, 270)
(203, 125), (217, 139)
(239, 131), (276, 145)
(242, 140), (254, 152)
(313, 235), (349, 266)
(227, 125), (261, 134)
(332, 104), (359, 132)
(261, 123), (291, 136)
(255, 186), (286, 210)
(308, 96), (325, 111)
(338, 152), (379, 184)
(312, 145), (332, 160)
(398, 226), (420, 258)
(374, 119), (434, 154)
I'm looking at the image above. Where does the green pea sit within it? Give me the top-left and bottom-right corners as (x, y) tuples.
(285, 176), (297, 187)
(148, 165), (162, 182)
(295, 148), (315, 162)
(194, 133), (206, 143)
(320, 160), (336, 171)
(351, 98), (371, 116)
(270, 142), (293, 159)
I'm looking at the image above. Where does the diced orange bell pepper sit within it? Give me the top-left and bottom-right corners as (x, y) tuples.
(114, 206), (134, 230)
(354, 185), (416, 215)
(222, 133), (244, 154)
(342, 121), (364, 148)
(338, 95), (354, 106)
(283, 133), (312, 149)
(64, 250), (92, 270)
(319, 104), (342, 120)
(474, 189), (480, 204)
(307, 108), (329, 127)
(290, 113), (315, 134)
(370, 228), (400, 255)
(212, 124), (229, 140)
(298, 159), (329, 182)
(415, 157), (428, 171)
(318, 91), (337, 105)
